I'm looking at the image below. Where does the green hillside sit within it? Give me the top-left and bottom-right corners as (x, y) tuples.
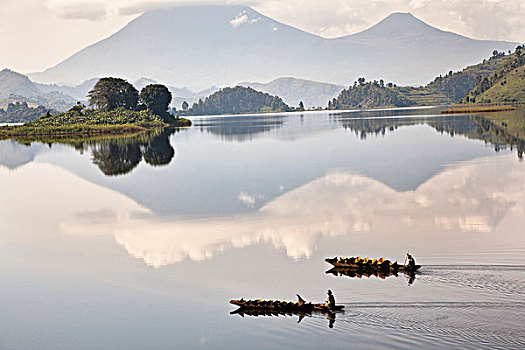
(330, 80), (415, 109)
(330, 52), (510, 109)
(464, 46), (525, 104)
(182, 86), (291, 116)
(0, 107), (190, 139)
(427, 53), (507, 102)
(395, 87), (451, 106)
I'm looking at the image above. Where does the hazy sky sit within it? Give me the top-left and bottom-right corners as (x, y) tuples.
(1, 0), (524, 74)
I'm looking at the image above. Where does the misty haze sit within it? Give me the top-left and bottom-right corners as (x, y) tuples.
(0, 2), (524, 350)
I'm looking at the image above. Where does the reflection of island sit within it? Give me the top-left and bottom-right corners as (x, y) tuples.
(50, 153), (525, 267)
(194, 115), (285, 142)
(336, 111), (525, 159)
(0, 128), (178, 176)
(194, 108), (524, 157)
(91, 128), (176, 176)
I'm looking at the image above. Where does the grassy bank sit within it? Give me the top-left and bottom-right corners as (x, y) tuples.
(441, 105), (516, 114)
(0, 107), (191, 140)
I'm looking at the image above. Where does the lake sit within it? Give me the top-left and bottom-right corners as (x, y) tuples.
(0, 107), (524, 349)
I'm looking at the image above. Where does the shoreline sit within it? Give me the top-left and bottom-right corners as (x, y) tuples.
(0, 118), (191, 141)
(441, 105), (516, 114)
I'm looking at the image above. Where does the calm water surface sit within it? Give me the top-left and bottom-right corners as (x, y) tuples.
(0, 108), (524, 349)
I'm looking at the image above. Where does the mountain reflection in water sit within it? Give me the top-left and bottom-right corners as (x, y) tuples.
(1, 108), (524, 349)
(195, 114), (285, 142)
(41, 153), (522, 267)
(1, 108), (523, 178)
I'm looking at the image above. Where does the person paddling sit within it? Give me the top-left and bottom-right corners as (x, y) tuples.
(406, 252), (416, 269)
(327, 289), (336, 311)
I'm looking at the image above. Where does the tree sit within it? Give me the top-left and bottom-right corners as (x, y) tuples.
(69, 101), (85, 114)
(183, 86), (290, 116)
(298, 101), (305, 111)
(139, 84), (172, 116)
(182, 101), (189, 110)
(358, 77), (366, 86)
(88, 77), (138, 111)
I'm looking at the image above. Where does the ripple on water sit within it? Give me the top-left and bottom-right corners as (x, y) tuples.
(420, 265), (525, 297)
(242, 265), (525, 349)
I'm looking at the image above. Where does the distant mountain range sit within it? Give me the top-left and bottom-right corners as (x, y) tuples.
(28, 6), (517, 90)
(0, 69), (41, 99)
(0, 69), (76, 111)
(0, 68), (344, 111)
(239, 77), (344, 108)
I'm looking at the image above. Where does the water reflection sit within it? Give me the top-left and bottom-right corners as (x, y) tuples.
(326, 267), (417, 286)
(230, 308), (338, 329)
(195, 115), (285, 142)
(192, 107), (525, 160)
(335, 109), (525, 159)
(91, 128), (176, 176)
(0, 128), (177, 175)
(2, 109), (524, 349)
(52, 153), (524, 267)
(0, 140), (48, 169)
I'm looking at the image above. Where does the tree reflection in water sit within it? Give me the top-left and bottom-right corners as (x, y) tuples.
(335, 110), (525, 159)
(90, 128), (176, 176)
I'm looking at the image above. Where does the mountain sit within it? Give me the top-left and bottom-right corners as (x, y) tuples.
(465, 47), (525, 104)
(171, 86), (219, 110)
(29, 6), (517, 90)
(0, 69), (40, 99)
(238, 77), (344, 108)
(0, 69), (77, 111)
(329, 51), (512, 109)
(34, 77), (98, 101)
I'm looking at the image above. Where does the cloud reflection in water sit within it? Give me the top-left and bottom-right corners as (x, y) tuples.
(2, 153), (522, 268)
(55, 154), (524, 267)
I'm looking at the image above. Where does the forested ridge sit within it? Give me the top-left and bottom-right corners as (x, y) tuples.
(329, 49), (520, 109)
(329, 79), (414, 109)
(464, 46), (525, 104)
(181, 86), (291, 116)
(0, 102), (52, 123)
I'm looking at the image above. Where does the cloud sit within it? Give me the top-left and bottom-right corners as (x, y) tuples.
(238, 192), (256, 207)
(238, 192), (265, 207)
(230, 10), (260, 28)
(36, 0), (525, 41)
(45, 1), (108, 21)
(116, 0), (178, 16)
(252, 0), (525, 41)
